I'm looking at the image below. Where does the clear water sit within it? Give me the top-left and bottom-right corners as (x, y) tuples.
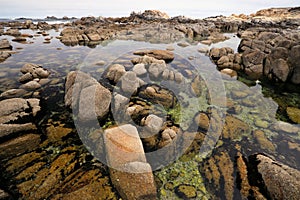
(0, 28), (299, 199)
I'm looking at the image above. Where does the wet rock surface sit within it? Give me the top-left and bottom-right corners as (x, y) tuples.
(0, 6), (300, 200)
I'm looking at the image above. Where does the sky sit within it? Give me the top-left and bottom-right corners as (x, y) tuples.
(0, 0), (299, 19)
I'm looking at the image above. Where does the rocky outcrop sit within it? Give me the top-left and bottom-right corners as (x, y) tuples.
(209, 47), (242, 74)
(65, 71), (111, 122)
(130, 10), (170, 20)
(0, 98), (41, 159)
(237, 29), (300, 83)
(0, 98), (40, 124)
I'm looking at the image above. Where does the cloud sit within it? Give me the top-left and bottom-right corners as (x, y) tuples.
(0, 0), (298, 18)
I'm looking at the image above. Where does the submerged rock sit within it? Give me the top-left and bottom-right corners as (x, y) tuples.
(20, 63), (50, 79)
(287, 107), (300, 124)
(175, 184), (197, 199)
(120, 71), (139, 94)
(0, 134), (41, 159)
(138, 84), (178, 109)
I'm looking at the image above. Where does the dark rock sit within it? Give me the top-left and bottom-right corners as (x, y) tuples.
(289, 45), (300, 84)
(0, 134), (41, 158)
(175, 184), (197, 199)
(12, 37), (26, 42)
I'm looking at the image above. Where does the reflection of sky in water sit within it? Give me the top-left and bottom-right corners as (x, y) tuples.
(0, 29), (299, 167)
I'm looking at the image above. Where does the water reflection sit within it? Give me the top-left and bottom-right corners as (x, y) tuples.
(0, 28), (299, 199)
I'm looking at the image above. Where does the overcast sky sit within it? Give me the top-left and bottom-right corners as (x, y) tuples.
(0, 0), (299, 19)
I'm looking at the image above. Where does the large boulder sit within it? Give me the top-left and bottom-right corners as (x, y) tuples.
(104, 124), (157, 200)
(264, 47), (290, 82)
(78, 84), (111, 121)
(65, 71), (111, 122)
(252, 154), (300, 200)
(242, 50), (265, 79)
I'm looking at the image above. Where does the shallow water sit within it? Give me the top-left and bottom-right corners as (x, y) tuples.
(0, 28), (299, 199)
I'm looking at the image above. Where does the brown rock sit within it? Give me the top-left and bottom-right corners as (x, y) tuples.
(105, 64), (126, 84)
(0, 134), (40, 158)
(86, 33), (101, 41)
(0, 39), (12, 50)
(236, 152), (251, 199)
(194, 112), (210, 131)
(255, 154), (300, 200)
(133, 49), (174, 62)
(287, 107), (300, 124)
(0, 123), (36, 139)
(252, 130), (276, 151)
(110, 163), (157, 200)
(104, 124), (157, 199)
(104, 124), (146, 169)
(289, 45), (300, 84)
(132, 55), (165, 65)
(222, 115), (250, 140)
